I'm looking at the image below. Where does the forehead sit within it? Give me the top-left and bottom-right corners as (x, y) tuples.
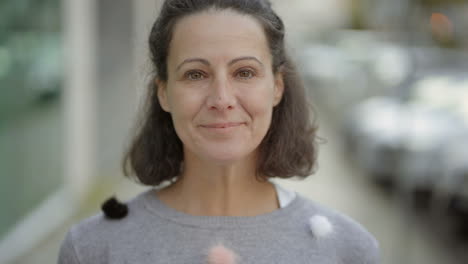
(168, 10), (271, 66)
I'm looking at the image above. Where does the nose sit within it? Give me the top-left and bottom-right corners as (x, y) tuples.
(206, 76), (236, 111)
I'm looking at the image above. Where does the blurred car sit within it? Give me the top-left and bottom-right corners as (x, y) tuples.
(0, 22), (62, 120)
(342, 96), (406, 184)
(342, 73), (468, 208)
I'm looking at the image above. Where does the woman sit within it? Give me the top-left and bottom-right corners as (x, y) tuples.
(58, 0), (380, 263)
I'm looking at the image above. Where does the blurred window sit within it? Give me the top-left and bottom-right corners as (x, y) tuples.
(0, 0), (63, 239)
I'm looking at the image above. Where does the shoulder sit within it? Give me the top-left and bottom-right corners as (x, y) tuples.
(72, 190), (151, 236)
(58, 190), (153, 263)
(295, 194), (380, 263)
(58, 213), (109, 263)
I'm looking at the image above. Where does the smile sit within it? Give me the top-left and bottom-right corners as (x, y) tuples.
(200, 122), (245, 129)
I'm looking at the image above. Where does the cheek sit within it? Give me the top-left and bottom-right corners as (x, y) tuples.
(240, 85), (276, 130)
(167, 90), (204, 141)
(242, 80), (276, 112)
(169, 89), (203, 119)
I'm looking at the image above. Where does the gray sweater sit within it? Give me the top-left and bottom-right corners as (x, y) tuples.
(58, 189), (380, 263)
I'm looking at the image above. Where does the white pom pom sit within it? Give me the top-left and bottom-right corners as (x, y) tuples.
(309, 215), (333, 238)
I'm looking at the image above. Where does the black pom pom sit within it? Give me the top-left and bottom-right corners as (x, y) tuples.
(101, 196), (128, 219)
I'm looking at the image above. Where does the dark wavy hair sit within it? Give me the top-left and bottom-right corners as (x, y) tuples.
(123, 0), (319, 186)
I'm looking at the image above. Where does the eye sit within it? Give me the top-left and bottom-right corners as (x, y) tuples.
(236, 69), (255, 79)
(186, 71), (205, 80)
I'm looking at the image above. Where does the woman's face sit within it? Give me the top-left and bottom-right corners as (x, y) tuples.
(158, 10), (284, 164)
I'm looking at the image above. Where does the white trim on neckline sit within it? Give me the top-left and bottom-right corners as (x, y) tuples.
(273, 183), (296, 208)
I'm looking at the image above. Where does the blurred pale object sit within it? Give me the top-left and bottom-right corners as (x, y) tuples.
(413, 75), (468, 125)
(372, 45), (412, 87)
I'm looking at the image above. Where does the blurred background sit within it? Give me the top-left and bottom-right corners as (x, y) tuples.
(0, 0), (467, 263)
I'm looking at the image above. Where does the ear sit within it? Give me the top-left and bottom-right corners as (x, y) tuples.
(156, 79), (171, 112)
(273, 71), (284, 107)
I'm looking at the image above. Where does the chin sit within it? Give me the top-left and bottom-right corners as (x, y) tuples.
(201, 147), (255, 165)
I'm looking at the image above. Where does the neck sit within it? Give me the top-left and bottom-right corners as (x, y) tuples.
(156, 151), (279, 216)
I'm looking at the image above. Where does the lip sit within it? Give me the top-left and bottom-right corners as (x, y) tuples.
(200, 122), (245, 129)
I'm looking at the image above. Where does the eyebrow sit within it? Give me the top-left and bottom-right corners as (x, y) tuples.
(228, 56), (264, 68)
(175, 56), (264, 71)
(176, 58), (210, 71)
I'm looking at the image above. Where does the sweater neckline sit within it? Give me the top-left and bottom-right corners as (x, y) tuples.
(141, 188), (304, 229)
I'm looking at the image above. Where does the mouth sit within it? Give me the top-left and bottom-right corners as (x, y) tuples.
(200, 122), (245, 129)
